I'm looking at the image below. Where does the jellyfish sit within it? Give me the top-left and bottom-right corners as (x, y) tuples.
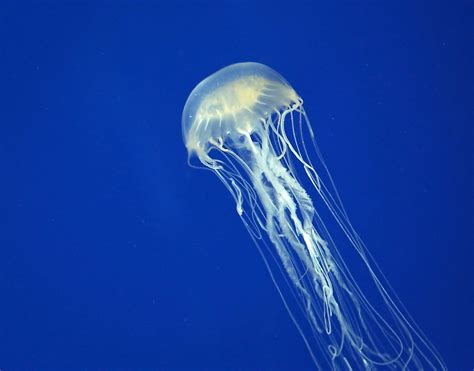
(182, 62), (445, 370)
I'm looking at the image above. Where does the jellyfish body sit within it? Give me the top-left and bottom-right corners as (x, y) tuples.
(182, 62), (445, 370)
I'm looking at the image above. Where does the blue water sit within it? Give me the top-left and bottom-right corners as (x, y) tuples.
(1, 1), (472, 369)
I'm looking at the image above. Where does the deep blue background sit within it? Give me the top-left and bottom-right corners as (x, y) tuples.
(1, 1), (472, 369)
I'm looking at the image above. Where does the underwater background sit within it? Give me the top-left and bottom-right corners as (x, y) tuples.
(1, 1), (472, 369)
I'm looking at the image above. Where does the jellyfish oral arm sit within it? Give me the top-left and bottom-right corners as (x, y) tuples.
(214, 121), (342, 349)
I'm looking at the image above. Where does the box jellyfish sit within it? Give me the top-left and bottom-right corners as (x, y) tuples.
(182, 62), (445, 370)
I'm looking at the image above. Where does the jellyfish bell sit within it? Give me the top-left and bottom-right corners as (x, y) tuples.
(182, 62), (300, 165)
(182, 62), (446, 370)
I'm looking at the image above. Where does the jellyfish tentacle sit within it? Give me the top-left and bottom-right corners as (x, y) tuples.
(183, 62), (447, 370)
